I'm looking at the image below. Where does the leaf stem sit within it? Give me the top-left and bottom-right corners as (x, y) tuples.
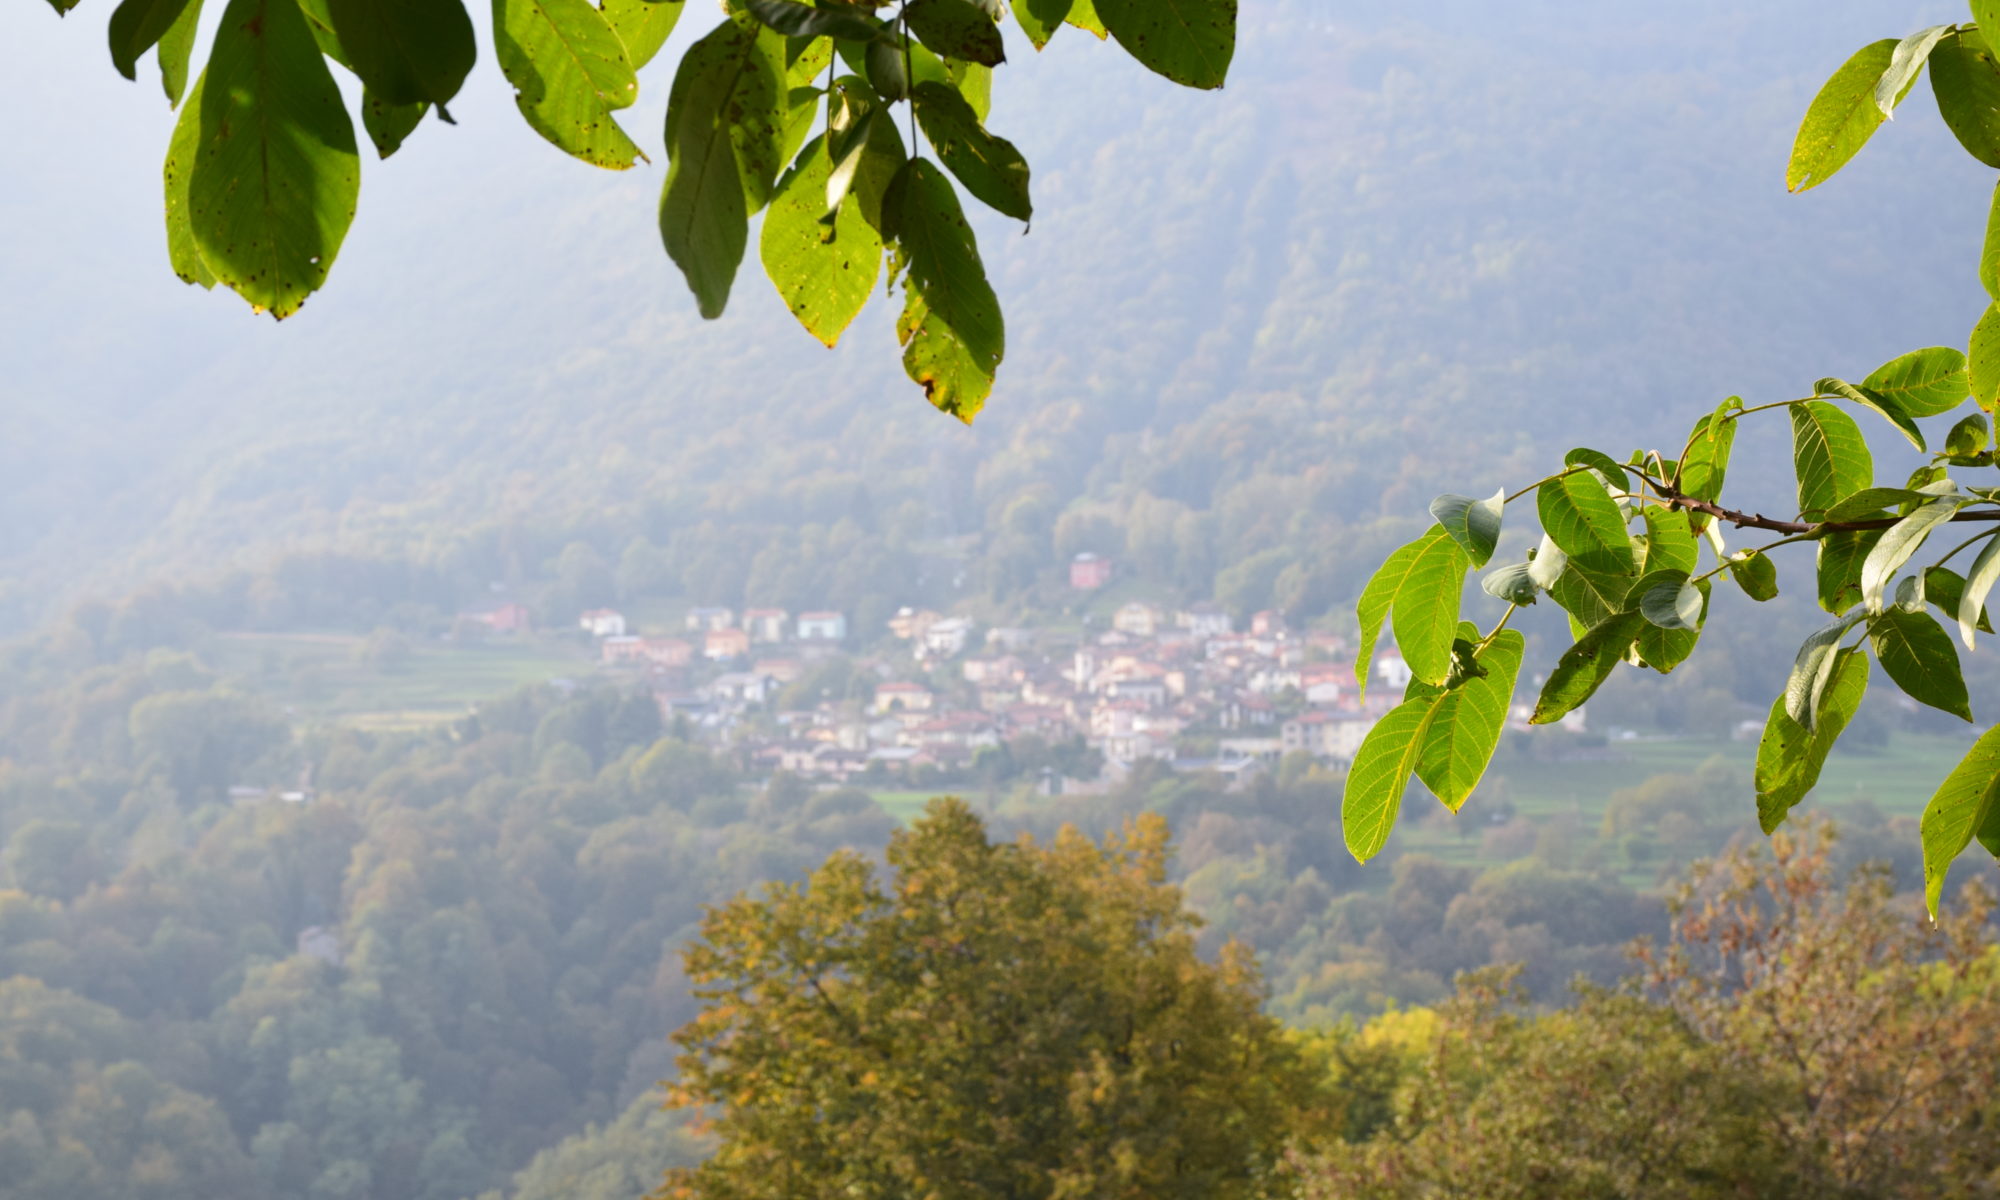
(1473, 604), (1519, 656)
(1932, 526), (2000, 570)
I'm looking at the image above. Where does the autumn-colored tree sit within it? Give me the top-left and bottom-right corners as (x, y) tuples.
(663, 797), (1326, 1199)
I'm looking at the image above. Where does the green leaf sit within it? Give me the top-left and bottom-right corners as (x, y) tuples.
(1012, 0), (1072, 48)
(1411, 628), (1525, 811)
(660, 16), (788, 318)
(154, 0), (201, 103)
(1341, 695), (1437, 863)
(1823, 487), (1932, 522)
(600, 0), (684, 67)
(1818, 528), (1882, 614)
(495, 0), (643, 168)
(108, 0), (194, 82)
(1480, 562), (1537, 605)
(1783, 612), (1866, 729)
(1920, 724), (2000, 915)
(1532, 611), (1646, 725)
(903, 0), (1004, 66)
(1066, 0), (1105, 36)
(1790, 400), (1874, 517)
(1676, 404), (1739, 532)
(1639, 507), (1698, 575)
(1860, 496), (1967, 614)
(362, 92), (428, 158)
(760, 132), (891, 348)
(1353, 525), (1469, 695)
(293, 0), (351, 62)
(328, 0), (477, 106)
(743, 0), (883, 43)
(1985, 183), (2000, 302)
(1788, 39), (1901, 191)
(1925, 565), (1996, 637)
(885, 159), (1007, 421)
(1547, 563), (1631, 636)
(1637, 572), (1703, 631)
(187, 0), (359, 318)
(1815, 376), (1925, 451)
(1537, 471), (1635, 575)
(1947, 413), (1991, 458)
(1756, 649), (1869, 833)
(1876, 24), (1951, 115)
(162, 67), (215, 288)
(1730, 552), (1780, 601)
(1429, 489), (1504, 569)
(1871, 607), (1974, 721)
(910, 82), (1031, 222)
(1863, 346), (1970, 417)
(1973, 303), (2000, 413)
(1929, 27), (2000, 168)
(1957, 533), (2000, 649)
(1563, 446), (1628, 487)
(1094, 0), (1233, 90)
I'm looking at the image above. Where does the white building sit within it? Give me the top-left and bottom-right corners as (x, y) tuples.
(579, 608), (627, 638)
(797, 611), (848, 641)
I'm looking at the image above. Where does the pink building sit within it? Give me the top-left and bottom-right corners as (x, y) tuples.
(1069, 552), (1113, 590)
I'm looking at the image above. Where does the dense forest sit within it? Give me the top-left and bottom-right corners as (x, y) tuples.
(0, 625), (1986, 1196)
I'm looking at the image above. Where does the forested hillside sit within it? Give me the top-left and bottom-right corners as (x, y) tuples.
(2, 0), (1988, 637)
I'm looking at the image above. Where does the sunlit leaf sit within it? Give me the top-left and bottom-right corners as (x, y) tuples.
(1354, 525), (1469, 694)
(1920, 724), (2000, 915)
(1930, 27), (2000, 168)
(1756, 649), (1869, 833)
(1863, 346), (1970, 417)
(494, 0), (643, 168)
(1536, 471), (1635, 575)
(1787, 38), (1900, 191)
(886, 159), (1006, 420)
(1789, 400), (1874, 517)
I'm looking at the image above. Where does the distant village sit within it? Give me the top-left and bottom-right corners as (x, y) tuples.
(471, 552), (1585, 791)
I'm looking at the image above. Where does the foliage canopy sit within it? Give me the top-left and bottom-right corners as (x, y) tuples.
(1344, 9), (2000, 911)
(663, 797), (1325, 1199)
(44, 0), (1235, 419)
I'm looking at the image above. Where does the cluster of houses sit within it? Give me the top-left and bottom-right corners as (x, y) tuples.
(565, 594), (1594, 791)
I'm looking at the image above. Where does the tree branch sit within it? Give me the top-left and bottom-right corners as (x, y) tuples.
(1652, 484), (2000, 536)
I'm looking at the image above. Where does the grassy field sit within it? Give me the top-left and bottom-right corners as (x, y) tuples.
(210, 632), (600, 729)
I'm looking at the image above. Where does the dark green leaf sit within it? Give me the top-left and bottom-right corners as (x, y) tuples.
(1729, 552), (1780, 601)
(1863, 346), (1970, 417)
(659, 16), (788, 318)
(1428, 489), (1504, 570)
(601, 0), (684, 67)
(162, 67), (215, 288)
(910, 81), (1031, 222)
(362, 92), (428, 158)
(1818, 528), (1882, 614)
(1790, 400), (1874, 517)
(1920, 724), (2000, 914)
(495, 0), (643, 168)
(155, 0), (202, 103)
(293, 0), (351, 63)
(1547, 563), (1631, 636)
(1094, 0), (1234, 90)
(328, 0), (476, 106)
(1815, 376), (1925, 451)
(1787, 39), (1901, 191)
(1756, 649), (1869, 833)
(886, 159), (1006, 420)
(1537, 471), (1635, 575)
(1012, 0), (1072, 48)
(1563, 446), (1628, 487)
(1353, 525), (1469, 694)
(1532, 611), (1646, 724)
(903, 0), (1004, 66)
(863, 37), (907, 100)
(108, 0), (193, 82)
(744, 0), (884, 43)
(1930, 27), (2000, 168)
(188, 0), (359, 318)
(1871, 607), (1974, 721)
